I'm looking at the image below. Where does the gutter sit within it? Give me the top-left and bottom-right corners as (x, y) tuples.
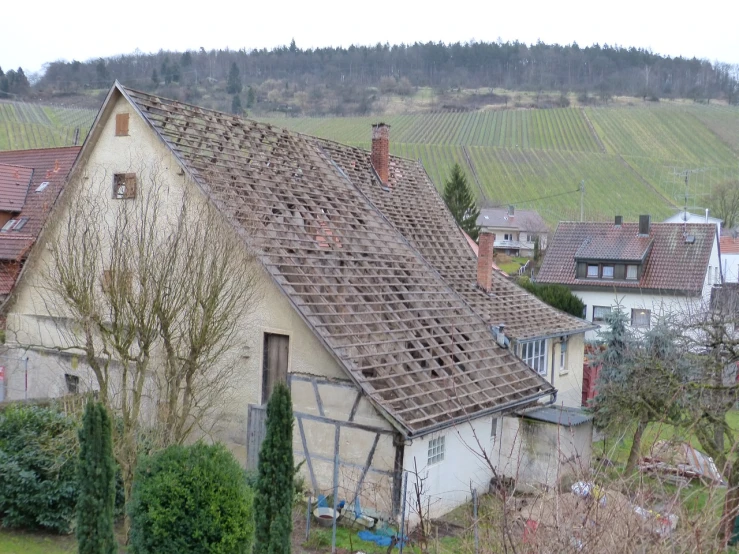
(404, 386), (553, 439)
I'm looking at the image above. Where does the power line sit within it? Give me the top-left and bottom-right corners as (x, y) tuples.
(502, 186), (581, 206)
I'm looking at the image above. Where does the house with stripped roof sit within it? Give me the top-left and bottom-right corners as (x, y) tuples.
(537, 215), (721, 340)
(2, 83), (595, 520)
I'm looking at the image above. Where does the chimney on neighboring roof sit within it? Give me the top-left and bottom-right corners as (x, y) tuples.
(477, 230), (496, 293)
(371, 123), (390, 186)
(615, 215), (623, 226)
(508, 205), (515, 219)
(638, 214), (651, 235)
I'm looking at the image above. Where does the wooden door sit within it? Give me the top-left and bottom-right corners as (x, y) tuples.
(262, 333), (289, 405)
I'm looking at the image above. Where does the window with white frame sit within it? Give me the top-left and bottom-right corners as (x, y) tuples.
(427, 436), (445, 465)
(520, 339), (547, 375)
(592, 305), (612, 322)
(601, 265), (614, 279)
(626, 264), (638, 280)
(708, 266), (713, 285)
(631, 309), (651, 328)
(587, 265), (599, 278)
(504, 233), (512, 241)
(559, 340), (568, 372)
(491, 417), (500, 443)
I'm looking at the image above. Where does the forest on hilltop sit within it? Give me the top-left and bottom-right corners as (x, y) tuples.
(2, 40), (736, 115)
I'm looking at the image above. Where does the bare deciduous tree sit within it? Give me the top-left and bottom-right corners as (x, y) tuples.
(33, 161), (260, 531)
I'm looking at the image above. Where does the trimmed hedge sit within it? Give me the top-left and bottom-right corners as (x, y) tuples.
(0, 404), (79, 533)
(518, 276), (586, 318)
(128, 442), (254, 554)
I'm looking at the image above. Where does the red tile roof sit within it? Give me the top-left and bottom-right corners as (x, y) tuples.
(0, 163), (33, 212)
(0, 146), (80, 297)
(720, 236), (739, 255)
(537, 221), (716, 295)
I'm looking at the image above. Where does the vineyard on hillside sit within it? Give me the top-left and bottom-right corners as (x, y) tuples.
(1, 97), (737, 227)
(0, 101), (95, 150)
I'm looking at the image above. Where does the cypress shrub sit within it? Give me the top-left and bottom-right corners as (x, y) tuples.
(253, 382), (294, 554)
(128, 442), (253, 554)
(77, 401), (117, 554)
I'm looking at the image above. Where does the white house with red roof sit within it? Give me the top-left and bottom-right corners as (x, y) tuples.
(538, 215), (721, 339)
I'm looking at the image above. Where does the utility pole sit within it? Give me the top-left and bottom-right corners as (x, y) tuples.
(579, 180), (585, 222)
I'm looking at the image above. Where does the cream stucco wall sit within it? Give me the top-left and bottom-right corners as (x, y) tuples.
(515, 333), (585, 408)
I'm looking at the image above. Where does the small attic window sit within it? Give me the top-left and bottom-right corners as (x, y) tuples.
(1, 219), (16, 232)
(115, 113), (130, 136)
(113, 173), (137, 199)
(685, 235), (696, 244)
(36, 181), (50, 192)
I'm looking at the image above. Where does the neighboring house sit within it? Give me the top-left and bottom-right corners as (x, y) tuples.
(537, 215), (721, 340)
(462, 230), (505, 275)
(2, 83), (593, 520)
(720, 235), (739, 283)
(0, 147), (80, 306)
(664, 209), (722, 235)
(476, 206), (548, 257)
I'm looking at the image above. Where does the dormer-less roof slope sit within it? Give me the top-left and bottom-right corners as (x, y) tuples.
(118, 85), (553, 436)
(537, 221), (716, 294)
(0, 147), (80, 296)
(0, 163), (33, 212)
(315, 138), (594, 341)
(476, 207), (548, 232)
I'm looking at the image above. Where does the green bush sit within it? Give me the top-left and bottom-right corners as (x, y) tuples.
(518, 276), (585, 318)
(128, 442), (254, 554)
(0, 404), (79, 533)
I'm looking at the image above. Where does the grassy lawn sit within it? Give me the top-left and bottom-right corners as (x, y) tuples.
(496, 256), (530, 275)
(0, 530), (75, 554)
(596, 410), (739, 464)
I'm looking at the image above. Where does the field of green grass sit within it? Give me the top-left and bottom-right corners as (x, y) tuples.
(2, 94), (738, 227)
(262, 101), (739, 226)
(0, 101), (95, 150)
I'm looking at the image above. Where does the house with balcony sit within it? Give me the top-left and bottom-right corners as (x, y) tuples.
(476, 206), (548, 258)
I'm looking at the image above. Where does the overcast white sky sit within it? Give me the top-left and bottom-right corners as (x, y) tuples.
(3, 0), (738, 76)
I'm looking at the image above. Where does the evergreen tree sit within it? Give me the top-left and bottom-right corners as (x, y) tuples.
(253, 382), (294, 554)
(231, 94), (243, 115)
(77, 401), (116, 554)
(246, 86), (256, 108)
(151, 68), (159, 87)
(533, 235), (541, 261)
(442, 163), (481, 241)
(227, 62), (242, 95)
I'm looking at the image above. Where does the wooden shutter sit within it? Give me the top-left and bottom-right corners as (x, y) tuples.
(115, 113), (129, 136)
(262, 333), (289, 404)
(576, 262), (586, 279)
(124, 174), (137, 199)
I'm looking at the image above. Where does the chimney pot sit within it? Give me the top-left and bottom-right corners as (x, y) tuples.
(371, 123), (390, 186)
(615, 215), (623, 226)
(477, 230), (496, 292)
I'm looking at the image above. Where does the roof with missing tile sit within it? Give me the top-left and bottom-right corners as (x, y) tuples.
(0, 147), (80, 296)
(538, 221), (716, 294)
(114, 83), (557, 436)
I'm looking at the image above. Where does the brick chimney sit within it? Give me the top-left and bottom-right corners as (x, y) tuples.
(371, 123), (390, 185)
(477, 230), (496, 292)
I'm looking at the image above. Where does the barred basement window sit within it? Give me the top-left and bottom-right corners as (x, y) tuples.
(64, 374), (80, 394)
(520, 339), (547, 375)
(427, 436), (445, 465)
